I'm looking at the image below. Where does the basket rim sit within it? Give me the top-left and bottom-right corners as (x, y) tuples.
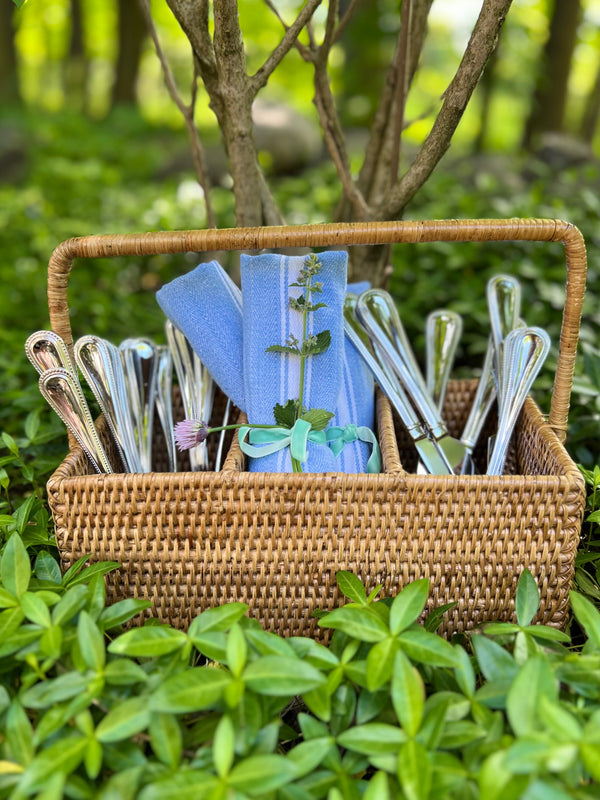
(47, 386), (585, 495)
(46, 218), (587, 448)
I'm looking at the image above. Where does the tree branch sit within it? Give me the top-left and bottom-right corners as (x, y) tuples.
(311, 1), (369, 219)
(165, 0), (219, 95)
(390, 0), (413, 179)
(264, 0), (313, 61)
(332, 0), (361, 44)
(251, 0), (323, 95)
(376, 0), (514, 220)
(140, 0), (216, 227)
(357, 0), (432, 207)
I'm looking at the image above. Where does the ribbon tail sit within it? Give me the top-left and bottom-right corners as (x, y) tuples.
(356, 426), (382, 474)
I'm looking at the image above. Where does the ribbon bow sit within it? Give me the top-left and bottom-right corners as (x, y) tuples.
(239, 418), (381, 473)
(326, 424), (381, 474)
(238, 418), (327, 464)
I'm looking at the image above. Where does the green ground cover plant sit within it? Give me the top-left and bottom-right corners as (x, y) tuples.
(0, 536), (600, 799)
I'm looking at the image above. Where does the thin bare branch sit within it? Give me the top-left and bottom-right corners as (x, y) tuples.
(258, 170), (286, 226)
(313, 59), (370, 219)
(376, 0), (514, 220)
(332, 0), (361, 44)
(390, 0), (413, 179)
(166, 0), (218, 89)
(306, 0), (370, 218)
(357, 0), (432, 206)
(355, 33), (402, 202)
(252, 0), (323, 94)
(140, 0), (216, 227)
(264, 0), (313, 61)
(321, 0), (339, 55)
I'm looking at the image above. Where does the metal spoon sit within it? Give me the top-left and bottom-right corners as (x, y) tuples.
(487, 274), (522, 388)
(487, 326), (550, 476)
(425, 309), (463, 413)
(459, 338), (496, 474)
(344, 295), (454, 475)
(214, 398), (232, 473)
(119, 338), (158, 473)
(25, 330), (78, 378)
(153, 345), (177, 473)
(355, 290), (467, 472)
(165, 320), (215, 471)
(38, 368), (113, 474)
(74, 335), (132, 472)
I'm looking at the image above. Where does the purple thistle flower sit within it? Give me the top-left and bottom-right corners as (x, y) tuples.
(174, 419), (210, 450)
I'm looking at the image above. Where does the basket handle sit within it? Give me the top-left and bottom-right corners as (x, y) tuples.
(47, 218), (586, 445)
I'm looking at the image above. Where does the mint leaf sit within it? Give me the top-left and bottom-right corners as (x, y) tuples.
(273, 400), (297, 428)
(301, 409), (334, 431)
(303, 330), (331, 356)
(265, 344), (301, 356)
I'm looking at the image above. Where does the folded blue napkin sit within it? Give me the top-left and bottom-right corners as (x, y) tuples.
(157, 260), (378, 473)
(155, 261), (246, 411)
(240, 251), (347, 473)
(330, 281), (375, 473)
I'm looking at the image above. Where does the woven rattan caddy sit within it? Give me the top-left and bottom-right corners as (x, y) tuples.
(46, 218), (587, 639)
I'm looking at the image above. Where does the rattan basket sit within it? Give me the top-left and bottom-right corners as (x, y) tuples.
(46, 219), (587, 638)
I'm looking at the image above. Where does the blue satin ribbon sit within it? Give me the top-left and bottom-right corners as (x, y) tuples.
(239, 418), (381, 473)
(326, 424), (381, 474)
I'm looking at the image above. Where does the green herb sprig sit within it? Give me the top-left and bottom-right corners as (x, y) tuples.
(265, 253), (334, 472)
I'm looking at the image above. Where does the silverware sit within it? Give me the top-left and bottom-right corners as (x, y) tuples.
(119, 338), (158, 473)
(459, 339), (496, 474)
(355, 290), (467, 473)
(425, 309), (463, 413)
(25, 330), (78, 378)
(153, 345), (177, 473)
(38, 368), (113, 474)
(74, 335), (132, 472)
(487, 327), (550, 476)
(487, 274), (522, 387)
(344, 295), (455, 475)
(165, 321), (215, 471)
(214, 398), (232, 473)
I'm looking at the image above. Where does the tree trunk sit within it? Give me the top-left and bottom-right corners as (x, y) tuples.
(580, 44), (600, 144)
(112, 0), (146, 107)
(0, 3), (20, 106)
(522, 0), (582, 149)
(166, 0), (279, 226)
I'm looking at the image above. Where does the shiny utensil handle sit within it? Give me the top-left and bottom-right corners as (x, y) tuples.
(356, 290), (447, 436)
(74, 336), (130, 472)
(119, 339), (157, 473)
(486, 274), (522, 388)
(154, 345), (177, 472)
(344, 297), (425, 438)
(25, 330), (78, 377)
(425, 309), (463, 412)
(165, 321), (198, 419)
(105, 340), (143, 473)
(39, 368), (113, 474)
(487, 327), (550, 475)
(460, 337), (497, 453)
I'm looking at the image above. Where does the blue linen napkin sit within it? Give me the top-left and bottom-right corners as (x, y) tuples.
(155, 261), (246, 411)
(240, 251), (348, 473)
(330, 281), (375, 473)
(156, 259), (378, 473)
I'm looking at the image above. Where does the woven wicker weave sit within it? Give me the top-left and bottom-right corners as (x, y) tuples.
(46, 219), (587, 638)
